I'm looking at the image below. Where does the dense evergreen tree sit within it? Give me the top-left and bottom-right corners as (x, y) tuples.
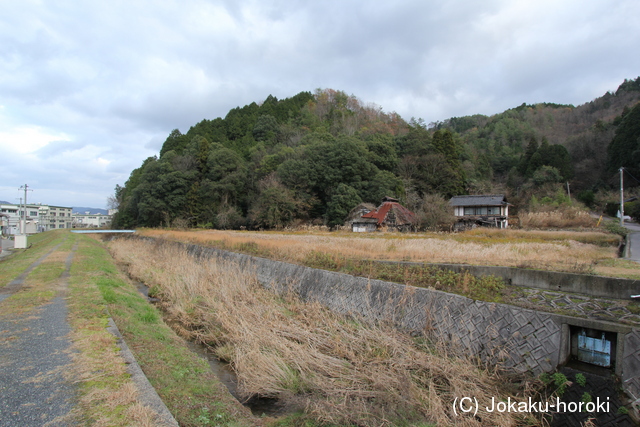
(518, 137), (538, 175)
(326, 184), (362, 227)
(607, 102), (640, 176)
(113, 80), (640, 230)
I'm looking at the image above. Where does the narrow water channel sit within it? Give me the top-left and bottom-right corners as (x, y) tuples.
(135, 282), (289, 417)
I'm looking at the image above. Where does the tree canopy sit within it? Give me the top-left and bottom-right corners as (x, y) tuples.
(112, 81), (640, 230)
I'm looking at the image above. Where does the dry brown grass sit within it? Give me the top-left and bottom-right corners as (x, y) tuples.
(68, 311), (161, 427)
(110, 238), (543, 427)
(519, 208), (597, 229)
(66, 239), (167, 427)
(137, 227), (626, 276)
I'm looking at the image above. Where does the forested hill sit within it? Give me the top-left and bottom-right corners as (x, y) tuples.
(112, 79), (640, 230)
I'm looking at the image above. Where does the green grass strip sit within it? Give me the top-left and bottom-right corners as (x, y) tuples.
(70, 234), (254, 427)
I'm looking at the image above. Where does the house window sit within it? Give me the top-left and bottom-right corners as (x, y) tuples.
(487, 207), (501, 215)
(30, 211), (38, 216)
(464, 207), (493, 215)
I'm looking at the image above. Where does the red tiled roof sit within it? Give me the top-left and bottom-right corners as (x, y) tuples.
(362, 203), (391, 224)
(361, 201), (416, 226)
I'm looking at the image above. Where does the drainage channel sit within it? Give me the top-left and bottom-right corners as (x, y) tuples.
(135, 282), (290, 417)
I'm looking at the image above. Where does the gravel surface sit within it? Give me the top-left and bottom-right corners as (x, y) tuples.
(0, 241), (77, 426)
(0, 296), (77, 426)
(0, 239), (179, 426)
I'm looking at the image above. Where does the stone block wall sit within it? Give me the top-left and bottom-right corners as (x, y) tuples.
(624, 330), (640, 410)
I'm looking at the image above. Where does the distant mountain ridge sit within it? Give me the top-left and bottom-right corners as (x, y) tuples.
(72, 207), (108, 215)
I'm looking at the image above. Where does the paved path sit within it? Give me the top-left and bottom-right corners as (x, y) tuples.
(0, 238), (179, 426)
(0, 242), (78, 426)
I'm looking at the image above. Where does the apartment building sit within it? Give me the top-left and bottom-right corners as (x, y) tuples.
(42, 205), (73, 230)
(72, 212), (112, 228)
(0, 203), (73, 235)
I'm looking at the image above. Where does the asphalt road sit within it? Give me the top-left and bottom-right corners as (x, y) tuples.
(624, 221), (640, 262)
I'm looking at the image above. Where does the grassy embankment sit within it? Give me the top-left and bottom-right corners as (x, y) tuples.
(0, 230), (254, 427)
(110, 237), (549, 427)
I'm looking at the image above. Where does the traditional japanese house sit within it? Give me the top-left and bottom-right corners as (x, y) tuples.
(449, 194), (510, 229)
(351, 197), (416, 232)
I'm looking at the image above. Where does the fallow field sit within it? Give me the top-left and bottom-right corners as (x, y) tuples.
(137, 227), (638, 279)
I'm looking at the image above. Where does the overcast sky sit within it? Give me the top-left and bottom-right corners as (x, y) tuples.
(1, 0), (639, 208)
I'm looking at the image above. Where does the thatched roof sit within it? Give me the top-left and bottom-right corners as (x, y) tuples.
(345, 203), (377, 224)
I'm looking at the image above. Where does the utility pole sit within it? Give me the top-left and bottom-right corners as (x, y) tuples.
(620, 167), (625, 227)
(15, 184), (32, 249)
(18, 184), (31, 234)
(15, 197), (22, 234)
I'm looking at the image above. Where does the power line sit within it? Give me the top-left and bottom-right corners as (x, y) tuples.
(622, 167), (640, 185)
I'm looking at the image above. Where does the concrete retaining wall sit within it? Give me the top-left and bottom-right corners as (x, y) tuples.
(380, 261), (640, 300)
(150, 239), (640, 411)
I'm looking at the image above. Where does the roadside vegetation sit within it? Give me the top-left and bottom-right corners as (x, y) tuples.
(71, 235), (254, 427)
(109, 237), (547, 427)
(0, 231), (63, 284)
(0, 231), (254, 427)
(66, 234), (163, 426)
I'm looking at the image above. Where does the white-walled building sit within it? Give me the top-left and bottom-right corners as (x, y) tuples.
(0, 203), (45, 234)
(0, 203), (73, 235)
(72, 212), (112, 228)
(44, 206), (73, 230)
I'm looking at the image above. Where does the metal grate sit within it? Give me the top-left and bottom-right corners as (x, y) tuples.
(577, 331), (611, 367)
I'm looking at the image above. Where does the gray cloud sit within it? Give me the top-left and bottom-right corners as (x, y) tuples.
(1, 0), (639, 207)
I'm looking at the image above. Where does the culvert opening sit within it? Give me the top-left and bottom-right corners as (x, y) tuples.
(568, 325), (617, 373)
